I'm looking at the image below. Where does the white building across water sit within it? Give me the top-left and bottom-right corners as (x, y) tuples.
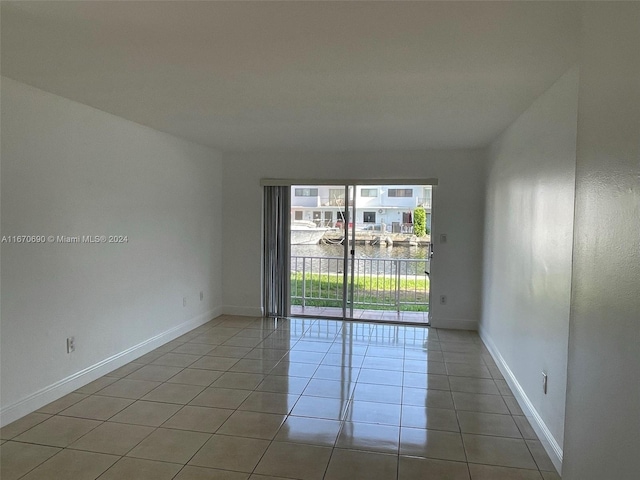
(291, 185), (432, 233)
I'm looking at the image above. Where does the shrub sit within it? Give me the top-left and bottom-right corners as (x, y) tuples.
(413, 207), (426, 237)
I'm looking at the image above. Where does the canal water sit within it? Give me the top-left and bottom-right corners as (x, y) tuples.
(291, 244), (430, 276)
(292, 244), (429, 260)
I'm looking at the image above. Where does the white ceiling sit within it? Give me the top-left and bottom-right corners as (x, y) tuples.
(1, 1), (581, 152)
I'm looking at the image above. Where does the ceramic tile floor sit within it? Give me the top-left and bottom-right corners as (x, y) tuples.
(1, 315), (561, 480)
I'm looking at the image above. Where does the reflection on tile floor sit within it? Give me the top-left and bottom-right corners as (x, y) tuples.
(0, 316), (559, 479)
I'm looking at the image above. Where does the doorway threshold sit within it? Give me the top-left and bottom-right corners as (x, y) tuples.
(290, 305), (429, 325)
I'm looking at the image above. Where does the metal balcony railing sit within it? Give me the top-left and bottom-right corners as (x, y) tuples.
(290, 255), (430, 312)
(416, 197), (432, 208)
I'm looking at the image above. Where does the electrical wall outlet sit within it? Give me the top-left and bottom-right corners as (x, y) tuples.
(439, 233), (448, 243)
(439, 295), (447, 305)
(67, 337), (75, 353)
(183, 297), (187, 307)
(200, 291), (204, 301)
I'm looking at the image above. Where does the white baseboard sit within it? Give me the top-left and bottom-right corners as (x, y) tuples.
(429, 316), (478, 330)
(209, 306), (224, 320)
(222, 305), (263, 317)
(0, 308), (220, 427)
(479, 328), (563, 474)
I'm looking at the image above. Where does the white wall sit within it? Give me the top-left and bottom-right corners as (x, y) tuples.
(480, 67), (579, 470)
(563, 4), (640, 479)
(0, 78), (224, 425)
(222, 151), (485, 329)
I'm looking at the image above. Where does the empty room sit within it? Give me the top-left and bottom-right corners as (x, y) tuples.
(1, 2), (638, 480)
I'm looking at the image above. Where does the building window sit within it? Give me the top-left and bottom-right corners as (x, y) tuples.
(294, 211), (303, 220)
(295, 188), (318, 197)
(388, 188), (413, 197)
(363, 211), (376, 223)
(360, 188), (378, 197)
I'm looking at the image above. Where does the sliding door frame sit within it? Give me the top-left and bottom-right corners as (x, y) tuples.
(261, 178), (438, 322)
(261, 178), (439, 187)
(342, 185), (350, 319)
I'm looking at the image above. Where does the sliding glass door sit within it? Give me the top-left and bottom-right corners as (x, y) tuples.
(290, 185), (350, 319)
(286, 183), (432, 324)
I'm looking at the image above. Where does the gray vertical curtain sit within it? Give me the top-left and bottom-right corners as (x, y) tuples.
(263, 186), (290, 317)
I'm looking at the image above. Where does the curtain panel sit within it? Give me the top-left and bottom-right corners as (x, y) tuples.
(262, 186), (290, 317)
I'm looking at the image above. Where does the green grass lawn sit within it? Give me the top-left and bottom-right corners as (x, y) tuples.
(291, 272), (430, 311)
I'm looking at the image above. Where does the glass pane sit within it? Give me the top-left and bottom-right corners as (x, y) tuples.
(350, 184), (432, 324)
(288, 183), (432, 325)
(290, 185), (347, 319)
